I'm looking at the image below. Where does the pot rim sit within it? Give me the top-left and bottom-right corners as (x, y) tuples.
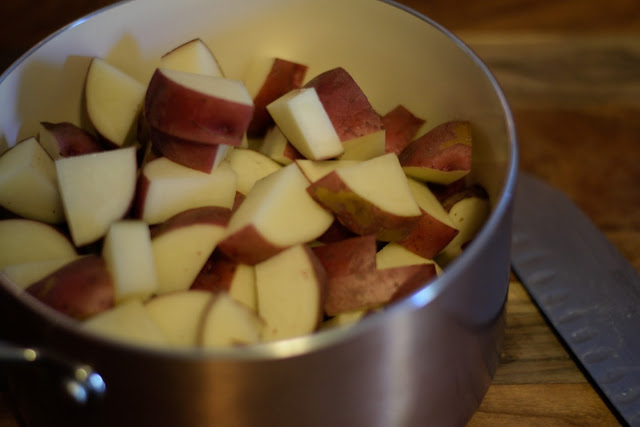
(0, 0), (519, 362)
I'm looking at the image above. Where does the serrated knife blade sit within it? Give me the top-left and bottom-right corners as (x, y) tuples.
(511, 172), (640, 427)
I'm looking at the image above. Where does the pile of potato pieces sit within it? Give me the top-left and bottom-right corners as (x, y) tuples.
(0, 38), (491, 350)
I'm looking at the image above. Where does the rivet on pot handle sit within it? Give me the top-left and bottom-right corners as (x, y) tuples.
(0, 339), (106, 405)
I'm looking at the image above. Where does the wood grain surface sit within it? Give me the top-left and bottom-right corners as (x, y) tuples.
(1, 0), (638, 426)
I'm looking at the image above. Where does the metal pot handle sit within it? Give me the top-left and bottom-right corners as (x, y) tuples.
(0, 339), (106, 405)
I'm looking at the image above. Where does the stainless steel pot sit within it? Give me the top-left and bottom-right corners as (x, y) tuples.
(0, 0), (518, 425)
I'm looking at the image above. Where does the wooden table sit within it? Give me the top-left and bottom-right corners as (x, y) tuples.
(1, 0), (638, 425)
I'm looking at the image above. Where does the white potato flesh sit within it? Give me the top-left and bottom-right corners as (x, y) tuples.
(160, 38), (224, 77)
(152, 223), (227, 294)
(228, 263), (257, 311)
(84, 299), (170, 347)
(0, 137), (64, 223)
(255, 244), (323, 341)
(85, 58), (145, 146)
(199, 293), (263, 348)
(0, 256), (80, 289)
(144, 290), (214, 347)
(225, 163), (333, 247)
(406, 178), (455, 228)
(158, 68), (252, 105)
(437, 196), (491, 266)
(219, 147), (282, 195)
(258, 125), (295, 165)
(55, 146), (137, 246)
(243, 56), (276, 98)
(295, 159), (359, 183)
(0, 219), (77, 268)
(338, 129), (386, 161)
(140, 157), (237, 225)
(376, 242), (442, 275)
(402, 167), (470, 186)
(102, 220), (158, 302)
(266, 88), (343, 160)
(335, 153), (421, 217)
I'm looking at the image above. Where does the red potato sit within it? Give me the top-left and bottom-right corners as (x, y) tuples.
(83, 299), (170, 347)
(191, 250), (257, 310)
(135, 156), (237, 225)
(428, 177), (468, 204)
(315, 219), (357, 244)
(218, 163), (334, 265)
(144, 68), (254, 147)
(399, 120), (472, 185)
(294, 159), (359, 183)
(324, 264), (436, 315)
(1, 256), (81, 290)
(436, 186), (491, 266)
(312, 234), (377, 278)
(256, 125), (303, 165)
(55, 146), (138, 246)
(143, 290), (214, 347)
(244, 57), (308, 137)
(312, 235), (437, 315)
(198, 292), (264, 348)
(159, 38), (224, 77)
(102, 220), (158, 303)
(218, 147), (282, 195)
(255, 244), (327, 341)
(26, 255), (114, 320)
(39, 122), (105, 159)
(231, 192), (246, 212)
(304, 67), (384, 144)
(0, 219), (77, 268)
(307, 153), (421, 242)
(0, 137), (64, 224)
(149, 127), (232, 173)
(381, 105), (426, 155)
(150, 206), (231, 294)
(266, 87), (344, 160)
(84, 58), (146, 147)
(376, 242), (442, 275)
(396, 178), (459, 259)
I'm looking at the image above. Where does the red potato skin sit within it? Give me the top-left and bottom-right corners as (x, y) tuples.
(315, 218), (357, 244)
(324, 262), (436, 316)
(25, 255), (114, 320)
(133, 172), (152, 219)
(398, 121), (472, 171)
(149, 206), (232, 239)
(281, 140), (304, 162)
(190, 250), (238, 293)
(40, 121), (106, 157)
(307, 171), (420, 242)
(312, 234), (377, 277)
(304, 67), (384, 142)
(217, 224), (286, 265)
(428, 178), (468, 203)
(144, 68), (253, 147)
(149, 127), (228, 173)
(231, 192), (246, 213)
(313, 234), (436, 315)
(440, 185), (489, 213)
(247, 58), (308, 138)
(396, 210), (459, 259)
(381, 105), (425, 155)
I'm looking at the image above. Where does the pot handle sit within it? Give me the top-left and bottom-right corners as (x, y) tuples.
(0, 339), (106, 405)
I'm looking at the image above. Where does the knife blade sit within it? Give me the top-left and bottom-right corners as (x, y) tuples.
(510, 171), (640, 427)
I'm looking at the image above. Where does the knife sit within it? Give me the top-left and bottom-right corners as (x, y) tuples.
(510, 171), (640, 427)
